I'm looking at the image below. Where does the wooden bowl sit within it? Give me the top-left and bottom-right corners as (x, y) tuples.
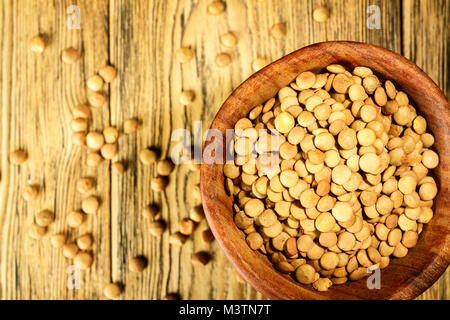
(200, 41), (450, 300)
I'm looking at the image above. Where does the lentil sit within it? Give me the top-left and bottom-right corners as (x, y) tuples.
(151, 176), (169, 192)
(74, 251), (93, 270)
(207, 1), (225, 15)
(142, 204), (159, 220)
(29, 35), (45, 53)
(86, 132), (105, 150)
(220, 32), (237, 47)
(104, 283), (121, 299)
(103, 126), (119, 143)
(72, 132), (87, 146)
(76, 177), (94, 194)
(35, 210), (53, 227)
(88, 91), (106, 107)
(76, 233), (93, 250)
(157, 159), (175, 176)
(23, 185), (39, 201)
(100, 143), (118, 160)
(149, 220), (166, 236)
(111, 161), (125, 175)
(87, 75), (104, 92)
(9, 150), (28, 165)
(81, 196), (100, 215)
(270, 23), (287, 39)
(73, 104), (91, 119)
(202, 229), (215, 243)
(28, 224), (47, 239)
(215, 53), (232, 68)
(123, 119), (139, 134)
(63, 242), (79, 259)
(179, 218), (195, 236)
(50, 234), (66, 248)
(98, 65), (117, 83)
(169, 232), (188, 246)
(67, 211), (85, 228)
(86, 152), (103, 167)
(180, 90), (195, 105)
(61, 47), (79, 64)
(189, 205), (204, 222)
(192, 251), (211, 267)
(313, 6), (330, 22)
(175, 47), (194, 63)
(139, 149), (157, 165)
(129, 256), (148, 273)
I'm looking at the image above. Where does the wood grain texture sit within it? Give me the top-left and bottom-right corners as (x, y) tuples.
(0, 0), (448, 299)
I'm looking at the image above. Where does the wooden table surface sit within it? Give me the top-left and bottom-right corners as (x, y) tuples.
(0, 0), (448, 300)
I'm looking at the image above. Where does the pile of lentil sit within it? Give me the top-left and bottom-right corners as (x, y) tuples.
(224, 64), (439, 291)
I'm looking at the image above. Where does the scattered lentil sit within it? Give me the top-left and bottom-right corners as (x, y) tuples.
(87, 75), (104, 92)
(179, 218), (195, 236)
(207, 1), (225, 15)
(270, 23), (287, 39)
(111, 161), (125, 175)
(175, 47), (194, 63)
(191, 251), (211, 267)
(86, 152), (103, 167)
(129, 256), (148, 273)
(23, 185), (39, 201)
(123, 119), (139, 134)
(104, 283), (121, 300)
(98, 65), (117, 83)
(50, 234), (66, 248)
(29, 35), (45, 53)
(180, 90), (195, 105)
(220, 32), (237, 47)
(35, 210), (53, 227)
(74, 251), (93, 270)
(61, 47), (79, 64)
(9, 150), (28, 165)
(215, 53), (232, 68)
(76, 177), (94, 194)
(103, 126), (119, 143)
(63, 242), (78, 259)
(139, 149), (157, 165)
(28, 224), (47, 239)
(67, 211), (85, 228)
(149, 220), (166, 237)
(313, 6), (330, 22)
(76, 233), (94, 250)
(151, 176), (169, 192)
(81, 196), (100, 215)
(88, 91), (106, 107)
(142, 204), (159, 220)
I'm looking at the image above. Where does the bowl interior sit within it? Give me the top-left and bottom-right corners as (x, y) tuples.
(201, 41), (450, 300)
